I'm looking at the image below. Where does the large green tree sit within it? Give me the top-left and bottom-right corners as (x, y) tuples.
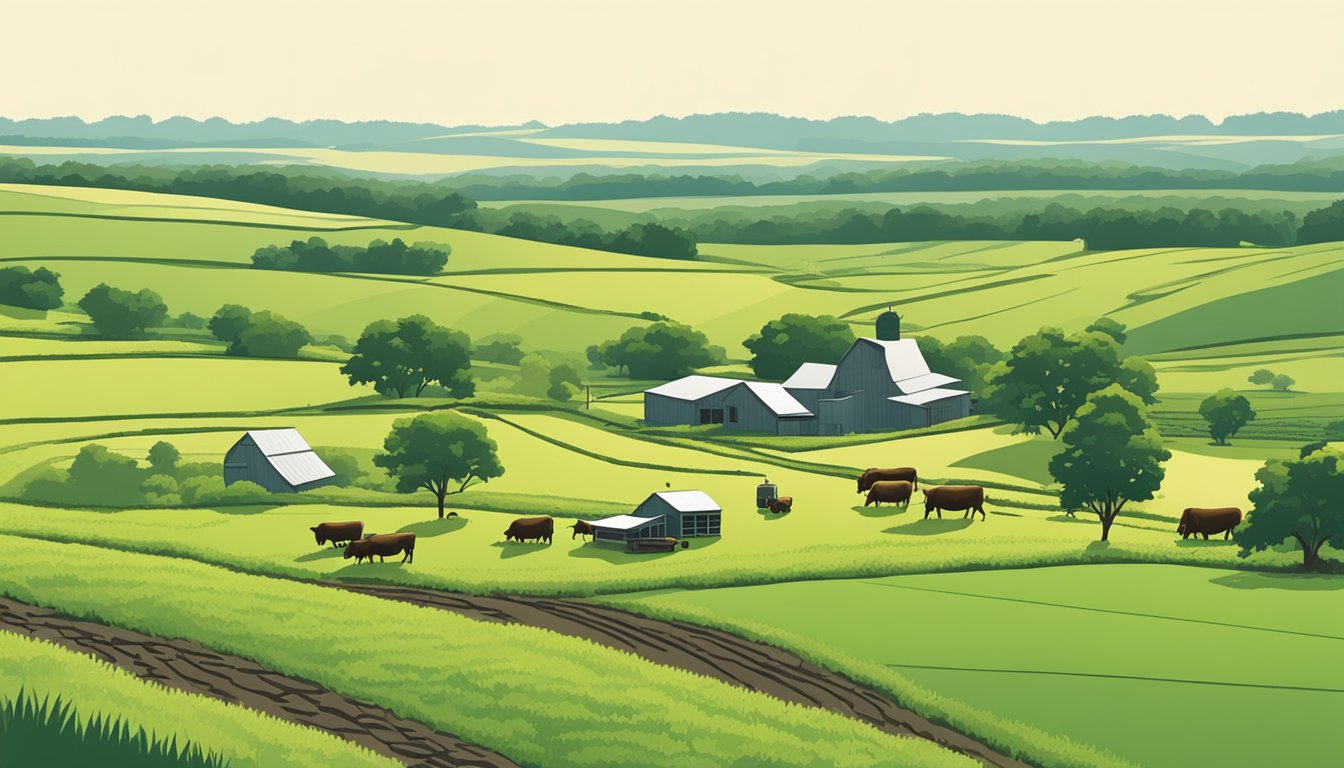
(1237, 449), (1344, 568)
(984, 327), (1155, 438)
(1048, 385), (1171, 541)
(375, 412), (504, 518)
(599, 322), (725, 379)
(78, 283), (168, 336)
(919, 334), (1005, 392)
(1199, 389), (1256, 445)
(342, 315), (474, 398)
(743, 314), (856, 380)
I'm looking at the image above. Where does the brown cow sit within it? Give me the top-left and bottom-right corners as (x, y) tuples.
(1177, 507), (1242, 540)
(864, 481), (913, 508)
(310, 521), (363, 548)
(765, 496), (793, 514)
(505, 515), (554, 544)
(343, 532), (415, 564)
(570, 520), (595, 540)
(857, 467), (918, 493)
(922, 486), (986, 521)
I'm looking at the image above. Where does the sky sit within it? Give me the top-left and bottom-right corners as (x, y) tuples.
(4, 0), (1342, 126)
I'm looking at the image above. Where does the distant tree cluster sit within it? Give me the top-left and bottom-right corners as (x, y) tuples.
(1200, 389), (1256, 445)
(473, 334), (526, 365)
(918, 334), (1006, 393)
(77, 283), (168, 335)
(491, 212), (698, 260)
(208, 304), (311, 357)
(251, 237), (451, 275)
(1248, 368), (1296, 392)
(1296, 199), (1344, 244)
(0, 265), (63, 310)
(595, 322), (726, 379)
(683, 203), (1302, 249)
(342, 315), (474, 398)
(743, 314), (855, 380)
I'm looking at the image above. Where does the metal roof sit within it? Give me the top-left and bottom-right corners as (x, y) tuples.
(782, 362), (837, 391)
(888, 388), (970, 406)
(895, 372), (962, 395)
(650, 490), (722, 512)
(740, 382), (813, 417)
(591, 514), (664, 531)
(645, 375), (742, 401)
(267, 451), (336, 487)
(860, 338), (932, 382)
(247, 428), (313, 456)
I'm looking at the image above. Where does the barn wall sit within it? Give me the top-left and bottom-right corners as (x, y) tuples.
(642, 393), (695, 426)
(925, 394), (971, 426)
(817, 395), (855, 435)
(222, 438), (293, 493)
(831, 342), (901, 433)
(721, 386), (784, 434)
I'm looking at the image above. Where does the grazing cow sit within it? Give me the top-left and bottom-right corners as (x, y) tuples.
(765, 496), (793, 514)
(343, 533), (415, 564)
(504, 515), (554, 544)
(310, 521), (363, 548)
(922, 486), (986, 521)
(1177, 507), (1243, 540)
(864, 481), (913, 508)
(570, 520), (595, 540)
(857, 467), (918, 493)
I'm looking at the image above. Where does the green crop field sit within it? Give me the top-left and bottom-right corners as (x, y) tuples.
(604, 564), (1344, 768)
(1, 174), (1340, 767)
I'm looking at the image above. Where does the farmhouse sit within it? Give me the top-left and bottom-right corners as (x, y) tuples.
(222, 428), (336, 493)
(642, 313), (969, 435)
(590, 490), (723, 544)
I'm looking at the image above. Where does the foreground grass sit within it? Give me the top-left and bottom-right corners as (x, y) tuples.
(0, 535), (973, 768)
(605, 564), (1344, 768)
(0, 631), (394, 768)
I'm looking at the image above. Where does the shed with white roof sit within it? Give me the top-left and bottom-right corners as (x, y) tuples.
(222, 428), (336, 493)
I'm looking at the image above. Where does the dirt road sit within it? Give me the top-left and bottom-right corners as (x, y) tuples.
(0, 596), (518, 768)
(334, 583), (1030, 768)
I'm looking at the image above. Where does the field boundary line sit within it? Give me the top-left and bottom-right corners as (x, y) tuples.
(882, 662), (1344, 694)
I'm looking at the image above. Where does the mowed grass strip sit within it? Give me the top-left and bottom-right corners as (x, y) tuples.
(0, 630), (397, 768)
(605, 565), (1344, 768)
(0, 535), (974, 768)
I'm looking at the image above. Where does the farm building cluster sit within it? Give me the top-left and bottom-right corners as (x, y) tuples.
(643, 313), (971, 435)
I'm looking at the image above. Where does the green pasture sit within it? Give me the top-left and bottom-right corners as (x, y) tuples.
(0, 535), (972, 768)
(607, 564), (1344, 768)
(0, 630), (397, 768)
(0, 184), (387, 227)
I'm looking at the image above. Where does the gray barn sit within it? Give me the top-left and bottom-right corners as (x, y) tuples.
(633, 490), (722, 538)
(222, 428), (336, 493)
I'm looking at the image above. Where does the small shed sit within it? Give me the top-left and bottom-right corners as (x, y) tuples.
(633, 490), (722, 538)
(222, 428), (336, 493)
(643, 375), (740, 427)
(590, 514), (668, 544)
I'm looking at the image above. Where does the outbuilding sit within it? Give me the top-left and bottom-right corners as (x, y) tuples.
(222, 428), (336, 493)
(633, 490), (722, 538)
(589, 514), (668, 544)
(642, 375), (741, 427)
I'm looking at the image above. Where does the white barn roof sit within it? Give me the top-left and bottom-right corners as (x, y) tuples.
(650, 490), (721, 512)
(741, 382), (812, 417)
(591, 514), (662, 531)
(889, 388), (969, 406)
(782, 362), (837, 390)
(895, 372), (962, 395)
(861, 338), (932, 382)
(243, 429), (334, 487)
(645, 375), (741, 401)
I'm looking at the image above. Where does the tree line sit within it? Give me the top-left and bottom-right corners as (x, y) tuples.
(0, 157), (698, 260)
(251, 237), (452, 275)
(441, 159), (1344, 201)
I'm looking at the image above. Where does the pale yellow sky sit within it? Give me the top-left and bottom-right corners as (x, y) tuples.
(5, 0), (1341, 125)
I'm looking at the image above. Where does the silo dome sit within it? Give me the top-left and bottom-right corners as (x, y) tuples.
(876, 308), (901, 341)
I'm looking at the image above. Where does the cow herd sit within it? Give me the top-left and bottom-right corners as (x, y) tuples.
(304, 468), (1244, 567)
(857, 467), (987, 521)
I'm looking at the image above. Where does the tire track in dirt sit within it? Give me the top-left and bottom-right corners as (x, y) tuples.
(332, 583), (1030, 768)
(0, 596), (519, 768)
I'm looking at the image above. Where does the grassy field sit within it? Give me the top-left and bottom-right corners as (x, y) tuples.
(0, 535), (973, 768)
(1, 181), (1339, 766)
(605, 564), (1344, 768)
(0, 630), (397, 768)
